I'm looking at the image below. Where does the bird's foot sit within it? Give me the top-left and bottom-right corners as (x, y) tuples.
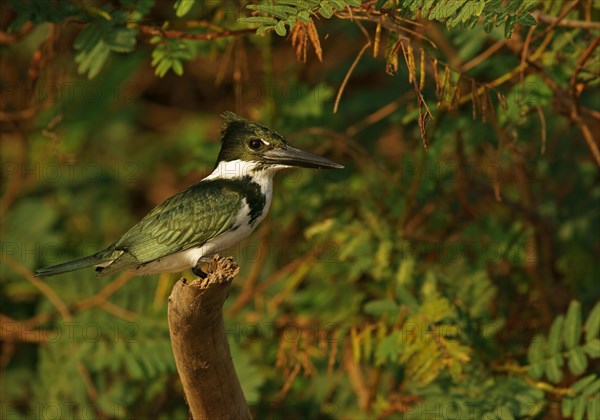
(192, 265), (207, 279)
(192, 255), (219, 279)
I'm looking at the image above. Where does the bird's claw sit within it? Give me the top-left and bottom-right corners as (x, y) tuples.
(192, 265), (207, 279)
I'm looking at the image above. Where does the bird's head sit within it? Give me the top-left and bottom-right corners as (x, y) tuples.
(216, 112), (343, 171)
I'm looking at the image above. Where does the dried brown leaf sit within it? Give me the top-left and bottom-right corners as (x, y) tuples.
(432, 57), (441, 98)
(290, 22), (308, 62)
(306, 21), (322, 62)
(440, 65), (450, 106)
(290, 21), (322, 63)
(374, 23), (381, 58)
(407, 42), (415, 84)
(386, 39), (401, 75)
(419, 47), (425, 91)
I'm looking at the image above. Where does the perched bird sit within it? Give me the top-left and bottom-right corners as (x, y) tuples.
(36, 112), (343, 278)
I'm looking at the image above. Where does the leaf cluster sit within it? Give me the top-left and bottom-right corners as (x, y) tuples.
(528, 302), (600, 419)
(241, 0), (361, 36)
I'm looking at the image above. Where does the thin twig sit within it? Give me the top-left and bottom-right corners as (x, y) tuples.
(570, 36), (600, 166)
(75, 271), (136, 312)
(533, 10), (600, 30)
(346, 100), (403, 136)
(334, 21), (372, 113)
(137, 24), (255, 40)
(100, 301), (138, 321)
(535, 105), (547, 156)
(531, 0), (580, 42)
(520, 26), (535, 84)
(336, 12), (437, 49)
(3, 256), (72, 321)
(344, 338), (372, 412)
(462, 39), (507, 72)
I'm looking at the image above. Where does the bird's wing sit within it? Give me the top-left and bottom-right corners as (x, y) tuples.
(99, 180), (243, 274)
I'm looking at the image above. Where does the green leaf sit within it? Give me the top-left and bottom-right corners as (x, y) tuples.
(518, 0), (540, 13)
(496, 406), (515, 420)
(375, 331), (401, 365)
(174, 0), (195, 17)
(125, 356), (144, 379)
(74, 23), (101, 51)
(396, 257), (415, 287)
(584, 302), (600, 342)
(527, 334), (546, 378)
(588, 394), (600, 420)
(448, 0), (484, 27)
(574, 395), (587, 420)
(364, 299), (399, 316)
(274, 20), (287, 36)
(583, 338), (600, 358)
(518, 13), (537, 26)
(346, 0), (362, 6)
(75, 39), (111, 79)
(248, 4), (299, 19)
(565, 301), (582, 349)
(547, 314), (564, 355)
(562, 398), (574, 417)
(329, 0), (347, 10)
(504, 15), (516, 38)
(572, 374), (597, 394)
(242, 16), (279, 25)
(155, 58), (172, 77)
(581, 378), (600, 398)
(546, 354), (563, 384)
(256, 26), (274, 36)
(319, 1), (334, 18)
(172, 60), (184, 76)
(567, 347), (588, 375)
(106, 27), (138, 53)
(150, 38), (193, 77)
(297, 10), (311, 22)
(433, 0), (465, 20)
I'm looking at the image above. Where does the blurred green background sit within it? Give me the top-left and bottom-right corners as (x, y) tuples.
(1, 1), (599, 419)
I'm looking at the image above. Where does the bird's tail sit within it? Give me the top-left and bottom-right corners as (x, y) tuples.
(35, 253), (107, 277)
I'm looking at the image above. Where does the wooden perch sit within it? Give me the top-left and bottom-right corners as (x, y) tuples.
(168, 255), (251, 420)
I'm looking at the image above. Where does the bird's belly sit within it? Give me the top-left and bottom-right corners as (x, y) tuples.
(135, 193), (270, 275)
(134, 222), (259, 275)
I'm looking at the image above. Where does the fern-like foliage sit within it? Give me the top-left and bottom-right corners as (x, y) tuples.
(241, 0), (361, 36)
(74, 19), (139, 79)
(398, 0), (539, 36)
(527, 301), (600, 420)
(150, 36), (194, 77)
(243, 0), (538, 38)
(72, 0), (156, 79)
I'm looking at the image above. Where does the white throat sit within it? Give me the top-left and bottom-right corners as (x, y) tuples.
(204, 159), (287, 183)
(202, 158), (288, 204)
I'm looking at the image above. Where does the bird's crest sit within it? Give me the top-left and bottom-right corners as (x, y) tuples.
(220, 111), (251, 143)
(221, 111), (246, 124)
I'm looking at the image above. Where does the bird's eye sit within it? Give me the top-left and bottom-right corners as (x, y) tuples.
(248, 139), (263, 150)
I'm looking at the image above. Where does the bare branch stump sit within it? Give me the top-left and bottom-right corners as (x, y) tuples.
(168, 255), (251, 420)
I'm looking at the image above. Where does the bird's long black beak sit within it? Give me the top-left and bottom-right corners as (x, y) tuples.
(264, 146), (344, 169)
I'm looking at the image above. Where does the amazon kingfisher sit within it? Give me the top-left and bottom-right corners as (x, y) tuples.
(35, 112), (343, 278)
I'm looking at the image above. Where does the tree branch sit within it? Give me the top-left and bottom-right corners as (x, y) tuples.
(137, 25), (255, 41)
(533, 11), (600, 30)
(168, 255), (251, 420)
